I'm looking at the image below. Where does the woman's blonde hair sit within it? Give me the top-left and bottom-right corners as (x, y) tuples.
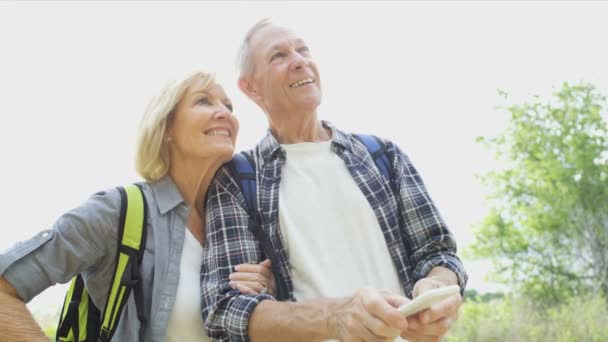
(135, 71), (216, 182)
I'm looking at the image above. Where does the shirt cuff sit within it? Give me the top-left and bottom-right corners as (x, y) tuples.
(412, 254), (468, 296)
(207, 292), (276, 342)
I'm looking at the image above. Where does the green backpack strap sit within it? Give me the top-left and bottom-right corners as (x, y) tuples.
(56, 184), (147, 342)
(99, 184), (147, 341)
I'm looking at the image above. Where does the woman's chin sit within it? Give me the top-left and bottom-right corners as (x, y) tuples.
(213, 146), (236, 164)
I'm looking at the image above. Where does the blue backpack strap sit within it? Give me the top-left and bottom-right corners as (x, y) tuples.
(226, 152), (291, 301)
(354, 133), (393, 181)
(229, 152), (258, 214)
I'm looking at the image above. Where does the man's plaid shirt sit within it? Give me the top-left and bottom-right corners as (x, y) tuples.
(201, 122), (467, 341)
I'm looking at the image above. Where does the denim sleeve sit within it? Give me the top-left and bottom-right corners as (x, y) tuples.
(0, 188), (121, 302)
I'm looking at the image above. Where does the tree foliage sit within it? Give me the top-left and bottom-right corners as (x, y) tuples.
(446, 295), (608, 342)
(470, 83), (608, 303)
(464, 289), (504, 303)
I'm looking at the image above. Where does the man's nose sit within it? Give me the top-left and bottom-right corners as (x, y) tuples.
(290, 52), (308, 71)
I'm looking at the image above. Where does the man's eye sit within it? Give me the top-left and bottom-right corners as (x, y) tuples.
(197, 98), (210, 105)
(270, 52), (286, 62)
(297, 46), (309, 54)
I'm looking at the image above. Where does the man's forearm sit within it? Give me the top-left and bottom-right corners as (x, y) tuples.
(0, 279), (48, 342)
(248, 298), (341, 342)
(425, 266), (459, 286)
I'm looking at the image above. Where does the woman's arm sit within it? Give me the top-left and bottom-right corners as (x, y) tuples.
(0, 276), (49, 341)
(0, 188), (123, 341)
(229, 259), (276, 296)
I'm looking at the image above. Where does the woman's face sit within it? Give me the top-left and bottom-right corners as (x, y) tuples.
(167, 82), (239, 166)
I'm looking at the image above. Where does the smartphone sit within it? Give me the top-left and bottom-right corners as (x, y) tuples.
(398, 285), (460, 317)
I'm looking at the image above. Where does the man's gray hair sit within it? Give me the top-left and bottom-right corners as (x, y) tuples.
(236, 18), (273, 78)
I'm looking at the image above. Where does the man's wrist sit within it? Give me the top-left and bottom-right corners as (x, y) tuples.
(249, 297), (346, 341)
(425, 266), (459, 286)
(325, 296), (351, 340)
(412, 266), (460, 297)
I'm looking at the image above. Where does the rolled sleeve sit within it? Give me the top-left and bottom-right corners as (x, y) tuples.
(0, 188), (121, 302)
(204, 290), (275, 342)
(413, 252), (468, 295)
(201, 169), (271, 341)
(0, 229), (55, 275)
(1, 229), (56, 301)
(388, 142), (468, 294)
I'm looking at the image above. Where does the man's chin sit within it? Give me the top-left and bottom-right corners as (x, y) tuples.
(296, 96), (322, 111)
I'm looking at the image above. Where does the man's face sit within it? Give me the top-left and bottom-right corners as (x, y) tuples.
(247, 25), (322, 116)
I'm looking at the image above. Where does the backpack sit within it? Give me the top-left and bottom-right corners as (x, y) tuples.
(56, 184), (148, 342)
(227, 133), (394, 301)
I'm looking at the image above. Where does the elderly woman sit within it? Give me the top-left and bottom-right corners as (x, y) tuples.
(0, 71), (274, 341)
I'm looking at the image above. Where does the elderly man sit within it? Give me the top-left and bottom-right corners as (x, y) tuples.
(201, 19), (467, 342)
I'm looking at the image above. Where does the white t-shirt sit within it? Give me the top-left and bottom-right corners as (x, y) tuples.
(165, 229), (210, 342)
(279, 140), (405, 299)
(279, 141), (406, 341)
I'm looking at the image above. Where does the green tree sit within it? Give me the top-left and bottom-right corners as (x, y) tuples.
(464, 289), (504, 303)
(445, 295), (608, 342)
(470, 83), (608, 303)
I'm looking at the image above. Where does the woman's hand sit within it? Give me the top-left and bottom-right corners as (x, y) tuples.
(228, 259), (276, 296)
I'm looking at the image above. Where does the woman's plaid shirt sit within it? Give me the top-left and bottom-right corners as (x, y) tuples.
(200, 122), (467, 341)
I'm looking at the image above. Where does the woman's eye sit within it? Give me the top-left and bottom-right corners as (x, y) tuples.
(225, 103), (233, 112)
(197, 97), (210, 105)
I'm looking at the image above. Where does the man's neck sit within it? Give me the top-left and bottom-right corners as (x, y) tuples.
(268, 112), (331, 144)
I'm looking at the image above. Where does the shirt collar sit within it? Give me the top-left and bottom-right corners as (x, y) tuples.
(325, 120), (354, 153)
(149, 175), (185, 215)
(257, 120), (354, 164)
(258, 128), (284, 165)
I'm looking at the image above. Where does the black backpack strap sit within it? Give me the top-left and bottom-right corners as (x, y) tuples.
(227, 152), (290, 301)
(98, 184), (148, 342)
(57, 274), (101, 342)
(56, 275), (85, 341)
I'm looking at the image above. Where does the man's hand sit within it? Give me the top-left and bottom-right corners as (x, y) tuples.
(328, 287), (409, 342)
(402, 275), (462, 342)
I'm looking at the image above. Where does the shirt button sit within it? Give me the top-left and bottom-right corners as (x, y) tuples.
(160, 295), (171, 310)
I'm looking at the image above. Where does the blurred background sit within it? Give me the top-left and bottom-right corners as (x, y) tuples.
(1, 1), (607, 340)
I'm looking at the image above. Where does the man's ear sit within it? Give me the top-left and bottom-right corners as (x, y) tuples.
(238, 76), (263, 105)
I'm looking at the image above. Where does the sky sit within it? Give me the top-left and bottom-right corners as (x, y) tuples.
(1, 1), (608, 314)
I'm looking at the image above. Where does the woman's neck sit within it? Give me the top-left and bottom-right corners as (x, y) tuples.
(169, 156), (226, 245)
(169, 157), (223, 208)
